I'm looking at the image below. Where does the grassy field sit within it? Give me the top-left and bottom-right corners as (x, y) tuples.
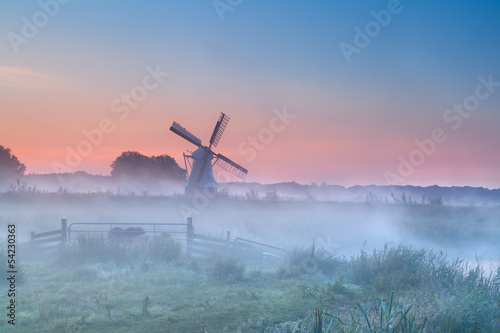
(0, 194), (499, 332)
(0, 237), (499, 332)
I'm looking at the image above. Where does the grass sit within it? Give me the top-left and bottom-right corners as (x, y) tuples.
(2, 240), (498, 332)
(55, 233), (181, 266)
(309, 243), (500, 333)
(279, 241), (342, 279)
(2, 194), (499, 332)
(347, 243), (441, 292)
(207, 256), (245, 282)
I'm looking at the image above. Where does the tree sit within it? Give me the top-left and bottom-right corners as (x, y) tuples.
(110, 151), (186, 182)
(150, 154), (186, 180)
(0, 145), (26, 180)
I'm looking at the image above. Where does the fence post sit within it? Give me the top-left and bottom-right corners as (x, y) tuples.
(226, 231), (231, 254)
(61, 219), (68, 245)
(186, 217), (194, 257)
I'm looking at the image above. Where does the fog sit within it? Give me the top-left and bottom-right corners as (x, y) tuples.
(1, 177), (500, 331)
(1, 178), (499, 266)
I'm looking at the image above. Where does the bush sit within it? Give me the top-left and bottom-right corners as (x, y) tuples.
(280, 242), (342, 278)
(134, 237), (182, 263)
(208, 257), (245, 282)
(56, 233), (182, 266)
(57, 233), (130, 265)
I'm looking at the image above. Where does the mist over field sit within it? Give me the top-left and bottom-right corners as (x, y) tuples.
(1, 152), (500, 332)
(1, 177), (499, 264)
(0, 176), (499, 332)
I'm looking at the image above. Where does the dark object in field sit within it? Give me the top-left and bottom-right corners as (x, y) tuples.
(109, 227), (145, 239)
(155, 232), (173, 240)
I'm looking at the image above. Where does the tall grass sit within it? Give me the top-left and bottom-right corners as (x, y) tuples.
(207, 256), (245, 282)
(314, 243), (500, 332)
(280, 241), (342, 278)
(347, 243), (436, 292)
(435, 263), (500, 332)
(56, 233), (181, 266)
(310, 291), (426, 333)
(6, 238), (500, 332)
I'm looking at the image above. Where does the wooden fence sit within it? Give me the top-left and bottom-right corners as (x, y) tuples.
(190, 231), (249, 257)
(30, 217), (286, 261)
(30, 218), (67, 246)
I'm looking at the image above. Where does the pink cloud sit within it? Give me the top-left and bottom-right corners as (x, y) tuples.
(0, 66), (71, 90)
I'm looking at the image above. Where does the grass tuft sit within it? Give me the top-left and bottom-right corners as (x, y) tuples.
(207, 256), (245, 282)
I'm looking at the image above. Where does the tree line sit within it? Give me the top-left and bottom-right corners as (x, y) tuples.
(0, 145), (186, 182)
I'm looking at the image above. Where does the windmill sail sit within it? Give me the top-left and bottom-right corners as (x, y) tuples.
(170, 122), (202, 147)
(209, 113), (230, 148)
(170, 113), (248, 194)
(216, 153), (248, 179)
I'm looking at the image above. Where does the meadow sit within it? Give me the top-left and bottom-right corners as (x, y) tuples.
(0, 191), (499, 332)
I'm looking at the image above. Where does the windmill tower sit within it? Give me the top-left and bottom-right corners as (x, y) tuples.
(170, 113), (248, 194)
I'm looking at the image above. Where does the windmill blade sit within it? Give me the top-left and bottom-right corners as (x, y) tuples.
(209, 113), (230, 148)
(215, 153), (248, 179)
(170, 122), (202, 147)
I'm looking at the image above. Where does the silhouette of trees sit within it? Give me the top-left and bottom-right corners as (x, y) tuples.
(150, 154), (187, 180)
(110, 151), (186, 181)
(0, 145), (26, 180)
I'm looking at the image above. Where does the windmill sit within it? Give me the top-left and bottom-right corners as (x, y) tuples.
(170, 112), (248, 194)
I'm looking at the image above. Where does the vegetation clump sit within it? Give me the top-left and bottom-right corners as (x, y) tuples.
(110, 151), (186, 182)
(134, 237), (182, 264)
(207, 256), (245, 282)
(347, 243), (433, 292)
(3, 240), (499, 332)
(56, 233), (181, 266)
(56, 233), (130, 265)
(280, 241), (341, 278)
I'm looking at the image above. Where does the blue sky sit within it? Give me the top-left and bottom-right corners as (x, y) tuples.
(1, 0), (499, 187)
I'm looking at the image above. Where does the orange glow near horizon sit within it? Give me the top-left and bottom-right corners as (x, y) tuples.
(2, 1), (500, 189)
(4, 97), (500, 189)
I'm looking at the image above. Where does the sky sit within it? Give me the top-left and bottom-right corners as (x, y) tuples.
(1, 0), (499, 188)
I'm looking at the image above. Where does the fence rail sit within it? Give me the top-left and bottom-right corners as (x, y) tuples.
(30, 218), (285, 262)
(30, 219), (67, 246)
(67, 221), (190, 242)
(235, 237), (286, 251)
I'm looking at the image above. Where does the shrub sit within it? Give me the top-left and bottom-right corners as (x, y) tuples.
(208, 257), (245, 282)
(280, 242), (342, 278)
(134, 237), (182, 263)
(56, 233), (130, 265)
(56, 233), (182, 266)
